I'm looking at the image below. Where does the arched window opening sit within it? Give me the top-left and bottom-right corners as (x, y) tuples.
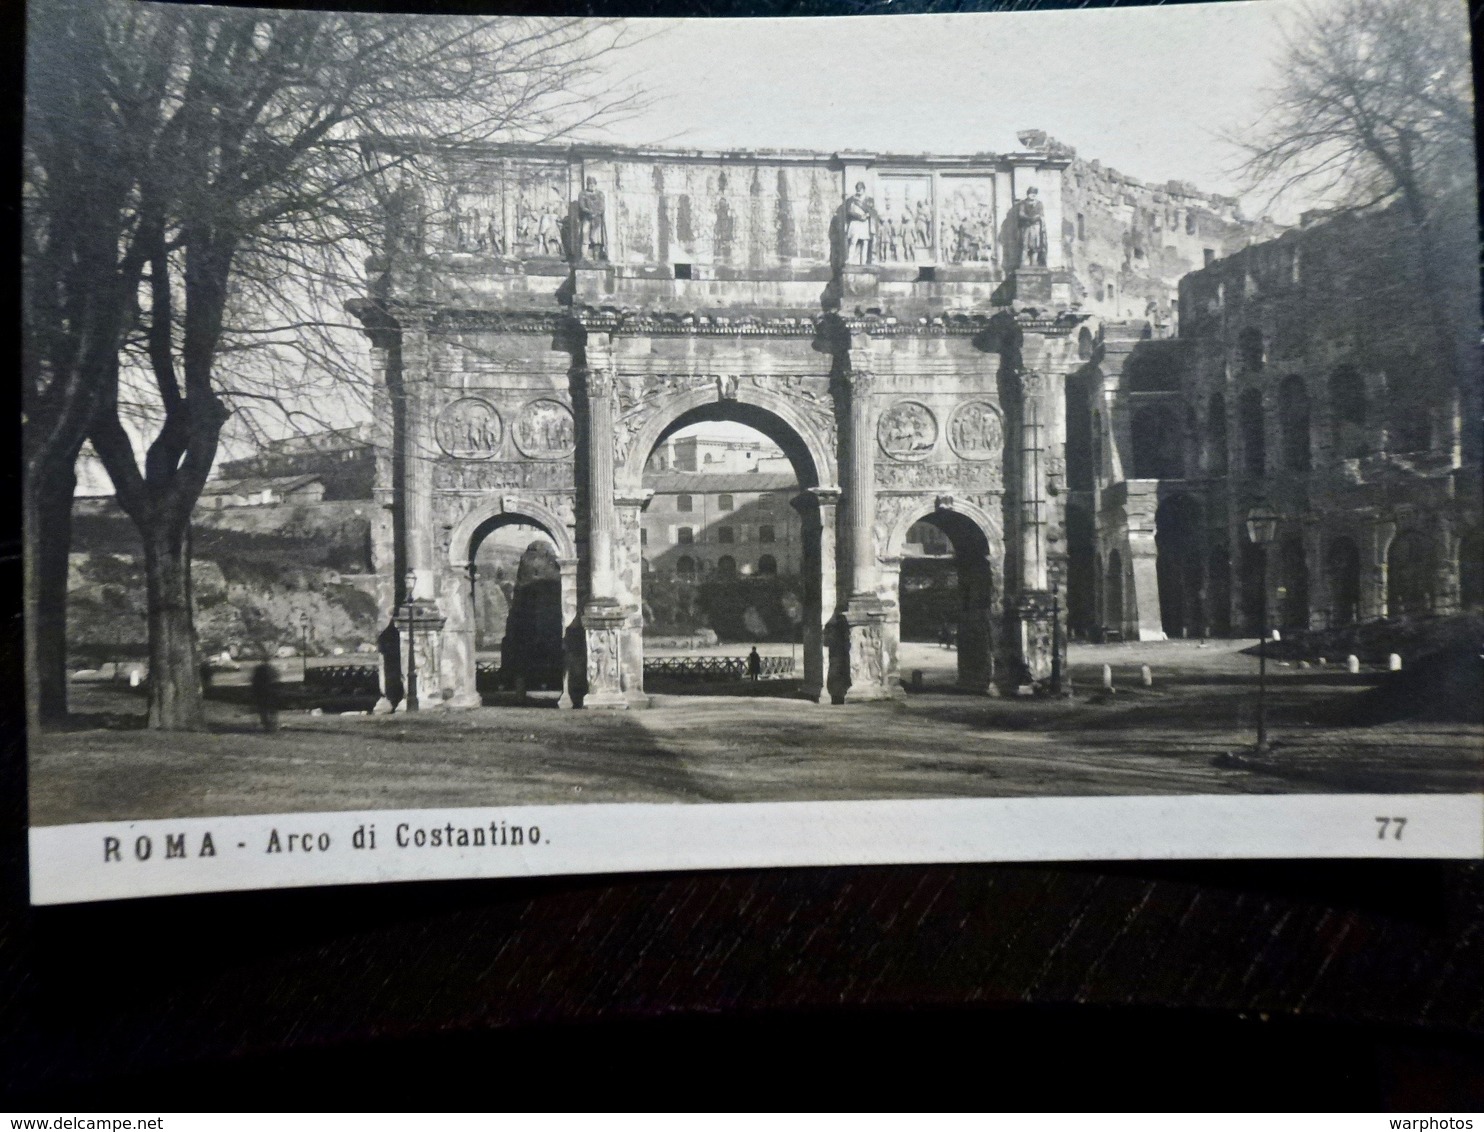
(1238, 327), (1265, 373)
(1066, 504), (1097, 639)
(676, 555), (696, 579)
(1325, 537), (1361, 627)
(1238, 389), (1266, 477)
(1239, 542), (1266, 635)
(757, 554), (778, 576)
(1387, 530), (1435, 617)
(1278, 535), (1310, 632)
(1207, 544), (1232, 637)
(716, 555), (737, 577)
(1329, 366), (1368, 460)
(1388, 380), (1433, 453)
(1207, 393), (1228, 475)
(1131, 404), (1184, 479)
(1279, 376), (1312, 472)
(1155, 495), (1204, 638)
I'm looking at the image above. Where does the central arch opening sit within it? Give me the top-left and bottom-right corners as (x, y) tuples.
(636, 405), (821, 698)
(895, 509), (994, 692)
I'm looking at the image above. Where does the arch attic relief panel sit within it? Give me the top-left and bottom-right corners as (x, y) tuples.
(588, 158), (839, 270)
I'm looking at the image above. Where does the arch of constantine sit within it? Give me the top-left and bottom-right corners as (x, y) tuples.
(350, 141), (1085, 708)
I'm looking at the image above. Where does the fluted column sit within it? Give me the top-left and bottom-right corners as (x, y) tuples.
(1020, 370), (1048, 592)
(585, 364), (618, 603)
(1015, 369), (1057, 683)
(837, 360), (892, 702)
(845, 367), (878, 600)
(581, 362), (627, 709)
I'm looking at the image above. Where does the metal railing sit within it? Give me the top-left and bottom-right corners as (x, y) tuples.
(303, 663), (380, 695)
(643, 655), (795, 682)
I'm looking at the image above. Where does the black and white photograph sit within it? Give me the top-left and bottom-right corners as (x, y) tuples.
(22, 0), (1484, 905)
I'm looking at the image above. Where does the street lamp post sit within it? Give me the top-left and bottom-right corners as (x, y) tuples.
(1050, 580), (1065, 696)
(299, 612), (310, 683)
(404, 568), (419, 712)
(1245, 504), (1280, 755)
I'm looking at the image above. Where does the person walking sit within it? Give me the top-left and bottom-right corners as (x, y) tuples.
(747, 646), (762, 682)
(251, 661), (281, 733)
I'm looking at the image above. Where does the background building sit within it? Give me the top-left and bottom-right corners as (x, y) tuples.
(1074, 191), (1482, 641)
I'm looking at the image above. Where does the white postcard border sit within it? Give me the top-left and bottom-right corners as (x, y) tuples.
(29, 792), (1484, 905)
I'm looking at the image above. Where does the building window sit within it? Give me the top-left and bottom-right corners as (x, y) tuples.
(676, 555), (696, 579)
(1238, 327), (1265, 372)
(676, 494), (693, 512)
(677, 527), (694, 545)
(1238, 388), (1266, 477)
(717, 494), (734, 511)
(718, 526), (735, 544)
(640, 529), (648, 547)
(758, 525), (775, 544)
(716, 555), (737, 577)
(757, 554), (778, 575)
(1279, 375), (1312, 472)
(1207, 392), (1228, 475)
(1076, 213), (1085, 240)
(1105, 283), (1114, 302)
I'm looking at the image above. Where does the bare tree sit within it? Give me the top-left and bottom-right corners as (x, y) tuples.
(1237, 0), (1473, 223)
(1234, 0), (1477, 399)
(24, 0), (642, 729)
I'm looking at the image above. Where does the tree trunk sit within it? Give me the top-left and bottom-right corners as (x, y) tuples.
(25, 457), (79, 728)
(142, 524), (206, 730)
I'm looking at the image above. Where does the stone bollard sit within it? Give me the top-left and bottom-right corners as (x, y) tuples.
(1102, 664), (1114, 692)
(128, 667), (142, 688)
(1346, 655), (1361, 674)
(1388, 653), (1403, 672)
(1141, 664), (1153, 688)
(1317, 657), (1326, 667)
(1271, 629), (1281, 642)
(1298, 661), (1310, 669)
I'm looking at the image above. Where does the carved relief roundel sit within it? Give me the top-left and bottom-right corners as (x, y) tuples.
(947, 400), (1004, 461)
(436, 397), (503, 460)
(877, 400), (938, 462)
(513, 398), (577, 460)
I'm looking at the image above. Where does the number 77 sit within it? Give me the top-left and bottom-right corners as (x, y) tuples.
(1375, 817), (1407, 840)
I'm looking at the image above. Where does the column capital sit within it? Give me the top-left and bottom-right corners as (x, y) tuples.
(583, 365), (615, 398)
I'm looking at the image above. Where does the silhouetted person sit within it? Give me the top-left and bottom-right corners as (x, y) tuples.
(747, 646), (762, 682)
(251, 662), (280, 733)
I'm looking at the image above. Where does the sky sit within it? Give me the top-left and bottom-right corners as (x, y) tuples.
(580, 2), (1311, 220)
(76, 0), (1328, 492)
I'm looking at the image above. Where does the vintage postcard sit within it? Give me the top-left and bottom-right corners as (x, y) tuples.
(23, 0), (1483, 904)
